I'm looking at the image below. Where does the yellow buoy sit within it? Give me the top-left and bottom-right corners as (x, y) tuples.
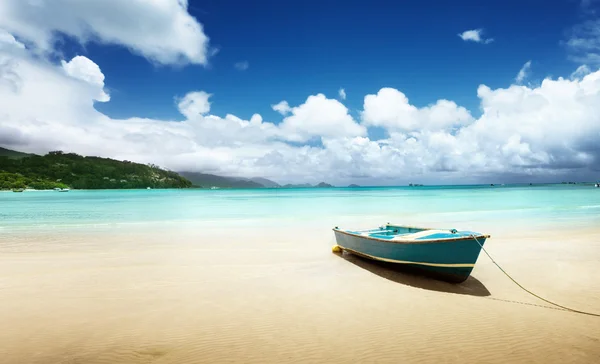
(331, 245), (342, 253)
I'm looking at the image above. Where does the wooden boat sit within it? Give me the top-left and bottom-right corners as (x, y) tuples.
(12, 188), (24, 192)
(332, 223), (490, 283)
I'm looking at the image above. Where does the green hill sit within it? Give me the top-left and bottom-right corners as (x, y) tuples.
(0, 147), (34, 159)
(0, 149), (192, 190)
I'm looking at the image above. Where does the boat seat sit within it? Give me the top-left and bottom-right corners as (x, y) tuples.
(392, 229), (452, 241)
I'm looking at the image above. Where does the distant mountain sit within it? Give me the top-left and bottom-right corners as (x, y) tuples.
(282, 183), (313, 188)
(281, 182), (334, 188)
(178, 172), (266, 188)
(348, 184), (360, 187)
(0, 147), (34, 159)
(249, 177), (280, 188)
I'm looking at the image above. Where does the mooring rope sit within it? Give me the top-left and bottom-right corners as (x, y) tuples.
(470, 234), (600, 317)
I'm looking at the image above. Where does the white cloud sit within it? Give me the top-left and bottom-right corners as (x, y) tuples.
(278, 94), (366, 142)
(0, 28), (25, 51)
(338, 88), (346, 100)
(571, 64), (592, 79)
(177, 91), (211, 119)
(0, 0), (211, 66)
(271, 100), (291, 115)
(362, 88), (473, 132)
(566, 19), (600, 65)
(458, 29), (494, 44)
(2, 41), (600, 184)
(234, 61), (249, 71)
(515, 60), (532, 84)
(61, 55), (109, 102)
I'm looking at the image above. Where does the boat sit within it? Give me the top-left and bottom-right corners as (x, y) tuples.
(58, 188), (69, 192)
(332, 223), (490, 283)
(595, 183), (599, 188)
(12, 188), (24, 192)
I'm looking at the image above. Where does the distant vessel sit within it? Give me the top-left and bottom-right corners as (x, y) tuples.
(332, 223), (490, 283)
(595, 183), (599, 188)
(12, 188), (24, 193)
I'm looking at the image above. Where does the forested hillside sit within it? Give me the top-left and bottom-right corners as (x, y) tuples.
(0, 150), (192, 190)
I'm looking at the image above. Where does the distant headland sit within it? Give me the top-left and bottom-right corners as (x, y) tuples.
(0, 147), (336, 190)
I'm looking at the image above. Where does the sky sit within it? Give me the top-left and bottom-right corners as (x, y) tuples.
(0, 0), (600, 185)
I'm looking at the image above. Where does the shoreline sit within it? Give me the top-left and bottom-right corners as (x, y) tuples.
(2, 182), (600, 192)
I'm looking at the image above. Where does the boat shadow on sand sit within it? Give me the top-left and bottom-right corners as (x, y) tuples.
(334, 251), (491, 297)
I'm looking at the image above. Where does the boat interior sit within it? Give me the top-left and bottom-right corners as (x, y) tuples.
(342, 224), (479, 241)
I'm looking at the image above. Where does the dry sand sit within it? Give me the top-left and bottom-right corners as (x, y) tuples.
(1, 222), (599, 364)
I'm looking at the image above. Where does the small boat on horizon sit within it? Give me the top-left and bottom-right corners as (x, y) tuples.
(332, 223), (490, 283)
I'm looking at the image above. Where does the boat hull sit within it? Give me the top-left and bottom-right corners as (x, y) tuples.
(333, 229), (487, 283)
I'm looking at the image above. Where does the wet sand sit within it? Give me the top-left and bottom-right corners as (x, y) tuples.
(1, 222), (599, 363)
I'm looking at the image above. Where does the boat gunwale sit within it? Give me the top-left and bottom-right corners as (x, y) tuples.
(332, 224), (490, 244)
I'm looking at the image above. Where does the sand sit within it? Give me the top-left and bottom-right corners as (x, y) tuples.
(1, 221), (599, 364)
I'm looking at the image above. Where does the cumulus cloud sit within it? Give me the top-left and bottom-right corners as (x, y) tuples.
(61, 56), (110, 102)
(2, 28), (600, 184)
(338, 88), (346, 100)
(278, 94), (366, 142)
(177, 91), (211, 119)
(234, 61), (249, 71)
(515, 60), (532, 84)
(0, 0), (211, 66)
(271, 100), (291, 115)
(362, 88), (473, 132)
(458, 29), (494, 44)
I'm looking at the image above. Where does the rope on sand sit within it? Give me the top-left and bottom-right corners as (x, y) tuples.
(471, 235), (600, 317)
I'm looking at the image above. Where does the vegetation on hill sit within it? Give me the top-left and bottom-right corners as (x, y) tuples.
(0, 150), (192, 190)
(0, 147), (33, 159)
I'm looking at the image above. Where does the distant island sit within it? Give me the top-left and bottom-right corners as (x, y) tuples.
(348, 184), (360, 188)
(0, 147), (336, 190)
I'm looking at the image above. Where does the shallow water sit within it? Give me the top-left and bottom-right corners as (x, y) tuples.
(2, 185), (599, 234)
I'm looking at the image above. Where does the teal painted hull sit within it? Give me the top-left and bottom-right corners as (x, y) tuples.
(333, 224), (489, 283)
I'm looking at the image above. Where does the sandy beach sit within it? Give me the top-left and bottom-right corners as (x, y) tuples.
(1, 220), (599, 364)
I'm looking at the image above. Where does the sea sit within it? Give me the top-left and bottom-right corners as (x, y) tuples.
(2, 184), (599, 235)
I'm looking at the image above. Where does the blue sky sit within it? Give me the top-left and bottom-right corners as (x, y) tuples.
(1, 0), (599, 184)
(83, 0), (583, 121)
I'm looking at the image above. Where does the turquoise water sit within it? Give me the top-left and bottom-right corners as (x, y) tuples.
(1, 185), (599, 234)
